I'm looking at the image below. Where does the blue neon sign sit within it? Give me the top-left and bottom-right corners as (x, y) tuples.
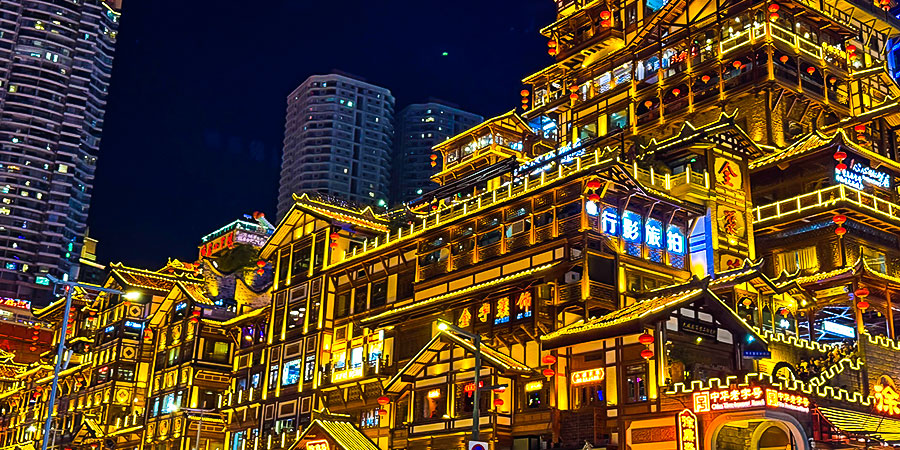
(645, 219), (664, 249)
(622, 211), (642, 243)
(667, 225), (686, 255)
(601, 208), (619, 235)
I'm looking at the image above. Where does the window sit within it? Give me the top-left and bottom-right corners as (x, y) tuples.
(353, 286), (368, 314)
(167, 347), (181, 366)
(478, 230), (502, 247)
(117, 364), (135, 382)
(206, 341), (229, 363)
(370, 279), (388, 308)
(360, 408), (380, 429)
(415, 387), (447, 420)
(625, 364), (648, 402)
(282, 359), (302, 386)
(335, 292), (351, 318)
(777, 246), (818, 273)
(268, 365), (279, 387)
(455, 382), (489, 414)
(862, 246), (887, 273)
(397, 271), (414, 300)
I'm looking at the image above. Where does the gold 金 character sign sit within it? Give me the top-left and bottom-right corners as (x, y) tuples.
(458, 308), (472, 328)
(714, 157), (743, 190)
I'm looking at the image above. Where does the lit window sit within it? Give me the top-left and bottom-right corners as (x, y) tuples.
(776, 246), (818, 273)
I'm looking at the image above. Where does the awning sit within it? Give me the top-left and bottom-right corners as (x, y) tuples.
(383, 327), (533, 395)
(819, 407), (900, 442)
(288, 419), (380, 450)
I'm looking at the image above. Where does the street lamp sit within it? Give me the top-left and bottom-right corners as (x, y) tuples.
(436, 320), (483, 442)
(169, 406), (217, 450)
(40, 275), (140, 450)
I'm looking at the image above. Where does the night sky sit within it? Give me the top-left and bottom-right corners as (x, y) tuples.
(88, 1), (556, 268)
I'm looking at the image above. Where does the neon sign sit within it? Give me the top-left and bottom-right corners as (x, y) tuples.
(525, 381), (543, 392)
(306, 440), (329, 450)
(692, 386), (809, 413)
(331, 367), (363, 383)
(494, 297), (510, 324)
(874, 383), (900, 415)
(677, 409), (699, 450)
(571, 368), (605, 385)
(515, 292), (532, 320)
(645, 219), (664, 249)
(622, 211), (642, 243)
(0, 297), (30, 310)
(836, 162), (891, 190)
(667, 225), (685, 254)
(601, 208), (619, 235)
(464, 381), (484, 393)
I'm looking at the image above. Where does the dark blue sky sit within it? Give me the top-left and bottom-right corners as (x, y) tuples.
(88, 1), (556, 268)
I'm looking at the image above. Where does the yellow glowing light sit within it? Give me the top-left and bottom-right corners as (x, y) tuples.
(427, 389), (442, 399)
(571, 368), (605, 385)
(525, 381), (544, 392)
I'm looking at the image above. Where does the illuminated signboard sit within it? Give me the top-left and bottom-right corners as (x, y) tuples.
(494, 297), (510, 324)
(331, 366), (363, 383)
(427, 389), (442, 398)
(525, 381), (543, 392)
(836, 162), (891, 190)
(622, 211), (643, 243)
(0, 297), (30, 311)
(234, 230), (268, 247)
(306, 440), (329, 450)
(458, 308), (472, 328)
(667, 225), (685, 254)
(571, 368), (605, 385)
(199, 231), (234, 258)
(677, 409), (699, 450)
(514, 140), (586, 177)
(692, 386), (809, 413)
(874, 383), (900, 415)
(823, 320), (855, 338)
(601, 208), (619, 235)
(464, 381), (484, 393)
(515, 291), (532, 320)
(645, 219), (664, 249)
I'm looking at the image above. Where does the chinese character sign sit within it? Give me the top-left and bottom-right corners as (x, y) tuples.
(667, 225), (685, 254)
(494, 297), (510, 324)
(601, 208), (619, 236)
(715, 157), (743, 190)
(645, 219), (664, 249)
(718, 208), (745, 237)
(458, 308), (472, 328)
(515, 291), (532, 320)
(622, 211), (642, 243)
(478, 303), (491, 323)
(693, 385), (806, 413)
(875, 383), (900, 415)
(677, 409), (700, 450)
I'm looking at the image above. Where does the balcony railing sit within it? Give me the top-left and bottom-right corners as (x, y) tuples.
(753, 184), (900, 226)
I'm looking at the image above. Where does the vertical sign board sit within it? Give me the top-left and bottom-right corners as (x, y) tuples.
(677, 409), (700, 450)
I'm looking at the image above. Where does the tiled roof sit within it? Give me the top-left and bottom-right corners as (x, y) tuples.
(750, 129), (900, 173)
(109, 263), (202, 292)
(292, 420), (380, 450)
(542, 276), (766, 349)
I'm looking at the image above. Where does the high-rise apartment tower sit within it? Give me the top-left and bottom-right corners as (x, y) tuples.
(391, 102), (482, 204)
(278, 73), (395, 218)
(0, 0), (122, 302)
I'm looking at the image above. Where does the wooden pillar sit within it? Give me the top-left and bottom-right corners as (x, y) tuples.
(886, 287), (895, 339)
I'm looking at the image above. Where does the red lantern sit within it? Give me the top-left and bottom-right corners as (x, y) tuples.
(836, 162), (847, 170)
(769, 12), (779, 20)
(520, 89), (529, 97)
(858, 134), (867, 141)
(548, 48), (557, 56)
(430, 154), (438, 160)
(144, 330), (153, 340)
(600, 10), (612, 19)
(431, 161), (438, 167)
(587, 193), (601, 202)
(256, 260), (265, 267)
(586, 180), (602, 189)
(570, 92), (579, 100)
(641, 349), (654, 359)
(779, 308), (790, 317)
(330, 232), (340, 240)
(768, 3), (780, 11)
(847, 44), (856, 52)
(600, 19), (612, 27)
(848, 51), (857, 59)
(883, 6), (890, 12)
(835, 226), (847, 236)
(378, 408), (388, 416)
(806, 66), (816, 74)
(29, 346), (36, 352)
(33, 323), (39, 329)
(672, 88), (681, 96)
(638, 332), (654, 345)
(858, 300), (870, 310)
(494, 398), (504, 407)
(644, 100), (653, 108)
(701, 75), (711, 83)
(192, 310), (201, 316)
(833, 214), (847, 225)
(378, 396), (390, 405)
(854, 124), (867, 132)
(828, 76), (837, 84)
(779, 55), (789, 63)
(542, 368), (555, 377)
(855, 287), (870, 298)
(548, 40), (557, 48)
(733, 60), (742, 69)
(256, 268), (264, 275)
(431, 204), (438, 210)
(190, 317), (199, 324)
(541, 354), (557, 365)
(833, 150), (847, 161)
(329, 241), (338, 249)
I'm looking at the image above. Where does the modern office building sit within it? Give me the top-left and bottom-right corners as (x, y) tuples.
(0, 0), (123, 303)
(391, 102), (482, 205)
(278, 74), (395, 219)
